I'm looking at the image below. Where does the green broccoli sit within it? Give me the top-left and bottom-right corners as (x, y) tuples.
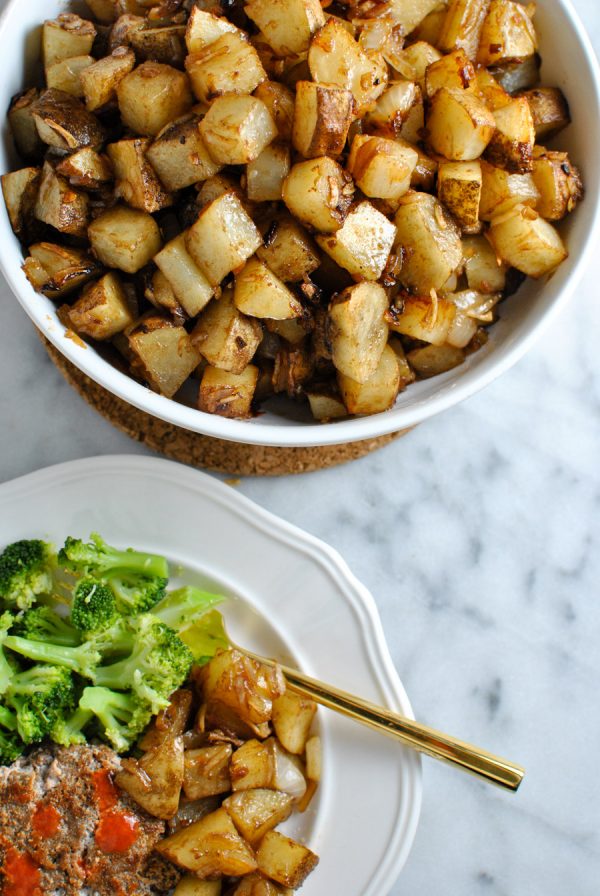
(179, 609), (229, 663)
(152, 586), (224, 633)
(77, 687), (153, 752)
(5, 665), (76, 744)
(0, 705), (23, 765)
(59, 534), (169, 580)
(93, 615), (193, 714)
(0, 539), (54, 610)
(107, 572), (167, 615)
(0, 611), (18, 695)
(51, 705), (93, 747)
(71, 578), (117, 632)
(4, 633), (100, 679)
(16, 607), (81, 647)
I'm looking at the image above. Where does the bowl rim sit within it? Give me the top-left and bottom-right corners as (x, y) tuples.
(1, 0), (599, 448)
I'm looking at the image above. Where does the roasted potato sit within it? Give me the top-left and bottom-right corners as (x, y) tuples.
(487, 203), (568, 277)
(65, 272), (136, 340)
(35, 162), (88, 237)
(477, 0), (537, 67)
(257, 214), (320, 283)
(485, 96), (535, 174)
(156, 807), (258, 878)
(282, 157), (353, 233)
(116, 735), (185, 820)
(198, 365), (260, 419)
(22, 242), (101, 299)
(88, 205), (162, 273)
(55, 148), (112, 190)
(437, 0), (490, 61)
(338, 343), (401, 416)
(154, 233), (215, 318)
(200, 96), (277, 166)
(256, 831), (318, 889)
(316, 202), (397, 282)
(146, 116), (221, 191)
(386, 293), (457, 345)
(234, 258), (303, 320)
(328, 282), (389, 384)
(2, 168), (40, 237)
(183, 744), (233, 800)
(520, 87), (570, 141)
(246, 144), (290, 202)
(42, 14), (96, 69)
(393, 192), (463, 293)
(31, 89), (105, 151)
(245, 0), (325, 56)
(46, 55), (95, 98)
(186, 192), (262, 287)
(128, 314), (202, 397)
(107, 138), (172, 212)
(531, 149), (583, 221)
(427, 87), (496, 160)
(80, 47), (136, 111)
(191, 289), (262, 373)
(185, 32), (266, 104)
(271, 692), (316, 755)
(117, 61), (193, 136)
(292, 81), (353, 159)
(224, 789), (293, 846)
(437, 160), (482, 233)
(347, 135), (418, 202)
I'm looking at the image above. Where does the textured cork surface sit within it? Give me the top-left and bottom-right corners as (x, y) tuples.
(42, 335), (409, 475)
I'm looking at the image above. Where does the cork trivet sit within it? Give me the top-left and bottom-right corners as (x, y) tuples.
(42, 335), (410, 475)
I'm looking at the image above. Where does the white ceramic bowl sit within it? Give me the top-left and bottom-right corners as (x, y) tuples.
(0, 0), (598, 448)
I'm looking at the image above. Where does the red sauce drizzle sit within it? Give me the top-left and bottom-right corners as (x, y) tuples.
(2, 848), (42, 896)
(91, 768), (139, 853)
(32, 803), (61, 838)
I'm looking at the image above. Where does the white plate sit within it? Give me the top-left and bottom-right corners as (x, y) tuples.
(0, 455), (421, 895)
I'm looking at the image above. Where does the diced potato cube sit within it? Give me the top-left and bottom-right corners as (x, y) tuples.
(197, 173), (246, 210)
(174, 878), (221, 896)
(282, 157), (354, 233)
(34, 162), (88, 237)
(89, 206), (162, 273)
(42, 14), (96, 69)
(347, 135), (418, 201)
(183, 744), (233, 800)
(46, 55), (95, 98)
(292, 81), (353, 159)
(273, 343), (314, 397)
(490, 55), (540, 94)
(257, 214), (320, 282)
(65, 272), (136, 340)
(462, 235), (507, 292)
(128, 23), (186, 66)
(437, 160), (482, 233)
(520, 87), (570, 141)
(487, 203), (568, 278)
(231, 873), (291, 896)
(328, 282), (389, 383)
(477, 0), (537, 66)
(424, 48), (476, 99)
(186, 7), (239, 54)
(247, 144), (290, 202)
(305, 735), (322, 782)
(386, 293), (456, 344)
(408, 143), (439, 191)
(437, 0), (490, 60)
(115, 736), (184, 820)
(186, 192), (262, 286)
(306, 389), (347, 422)
(411, 8), (447, 45)
(55, 148), (112, 190)
(198, 365), (259, 418)
(531, 149), (583, 220)
(224, 789), (294, 845)
(8, 89), (43, 160)
(338, 343), (401, 415)
(316, 202), (396, 281)
(117, 62), (193, 136)
(407, 342), (465, 376)
(427, 87), (496, 160)
(31, 89), (105, 151)
(254, 81), (296, 142)
(138, 690), (193, 750)
(234, 258), (303, 320)
(485, 96), (535, 174)
(147, 116), (221, 191)
(23, 242), (100, 298)
(199, 650), (284, 728)
(394, 192), (463, 292)
(390, 40), (441, 87)
(80, 48), (136, 112)
(446, 290), (488, 346)
(389, 337), (417, 391)
(145, 270), (184, 317)
(272, 692), (316, 755)
(107, 138), (172, 213)
(246, 0), (325, 56)
(191, 290), (262, 373)
(475, 68), (511, 111)
(154, 233), (215, 317)
(479, 159), (539, 220)
(387, 0), (443, 34)
(265, 317), (311, 345)
(185, 33), (266, 104)
(364, 81), (423, 138)
(200, 96), (277, 166)
(256, 831), (318, 889)
(1, 167), (40, 237)
(84, 0), (125, 23)
(156, 808), (258, 878)
(128, 315), (201, 398)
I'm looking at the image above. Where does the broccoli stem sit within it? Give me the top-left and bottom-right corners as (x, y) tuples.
(0, 705), (17, 732)
(152, 586), (224, 632)
(59, 534), (168, 579)
(4, 635), (99, 679)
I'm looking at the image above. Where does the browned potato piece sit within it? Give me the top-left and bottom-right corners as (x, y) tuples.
(147, 117), (221, 191)
(485, 96), (535, 174)
(338, 343), (401, 416)
(475, 68), (511, 111)
(254, 81), (295, 142)
(272, 343), (314, 397)
(175, 879), (222, 896)
(117, 62), (193, 136)
(183, 744), (233, 800)
(229, 740), (274, 792)
(477, 0), (537, 66)
(156, 807), (258, 878)
(391, 41), (441, 88)
(128, 315), (201, 397)
(65, 272), (136, 340)
(197, 174), (246, 210)
(8, 89), (43, 161)
(462, 235), (507, 292)
(31, 89), (105, 151)
(234, 258), (304, 320)
(488, 203), (568, 278)
(46, 55), (95, 98)
(394, 192), (463, 293)
(42, 14), (96, 69)
(231, 873), (291, 896)
(115, 735), (184, 820)
(305, 735), (322, 782)
(387, 0), (444, 34)
(23, 242), (100, 298)
(145, 271), (185, 318)
(292, 81), (353, 159)
(200, 96), (277, 166)
(386, 294), (457, 345)
(445, 290), (488, 346)
(198, 365), (259, 419)
(347, 136), (418, 202)
(224, 789), (294, 846)
(316, 202), (396, 281)
(306, 389), (347, 422)
(247, 144), (290, 202)
(389, 337), (417, 392)
(107, 138), (172, 213)
(35, 162), (88, 237)
(185, 33), (266, 104)
(272, 692), (316, 755)
(186, 192), (262, 286)
(520, 87), (570, 141)
(185, 7), (239, 54)
(437, 160), (482, 233)
(411, 7), (447, 44)
(407, 342), (465, 376)
(199, 649), (284, 729)
(308, 18), (387, 114)
(191, 290), (262, 373)
(282, 157), (353, 233)
(257, 215), (320, 282)
(89, 206), (162, 273)
(364, 81), (422, 138)
(437, 0), (490, 60)
(424, 48), (476, 99)
(265, 317), (311, 346)
(138, 690), (194, 750)
(128, 23), (186, 65)
(56, 148), (112, 190)
(1, 167), (40, 237)
(531, 149), (583, 221)
(246, 0), (325, 56)
(154, 233), (215, 317)
(479, 159), (539, 220)
(328, 282), (389, 384)
(80, 47), (136, 112)
(256, 831), (318, 889)
(427, 87), (495, 160)
(85, 0), (131, 24)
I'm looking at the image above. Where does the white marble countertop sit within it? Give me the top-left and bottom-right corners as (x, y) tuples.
(1, 1), (600, 892)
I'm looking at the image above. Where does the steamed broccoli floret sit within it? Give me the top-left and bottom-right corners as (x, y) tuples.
(0, 611), (18, 695)
(5, 665), (76, 744)
(152, 586), (224, 633)
(59, 534), (169, 580)
(0, 540), (55, 610)
(51, 704), (94, 747)
(17, 607), (81, 647)
(107, 572), (167, 615)
(71, 578), (117, 632)
(77, 687), (154, 752)
(0, 728), (23, 764)
(4, 633), (100, 679)
(94, 615), (193, 714)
